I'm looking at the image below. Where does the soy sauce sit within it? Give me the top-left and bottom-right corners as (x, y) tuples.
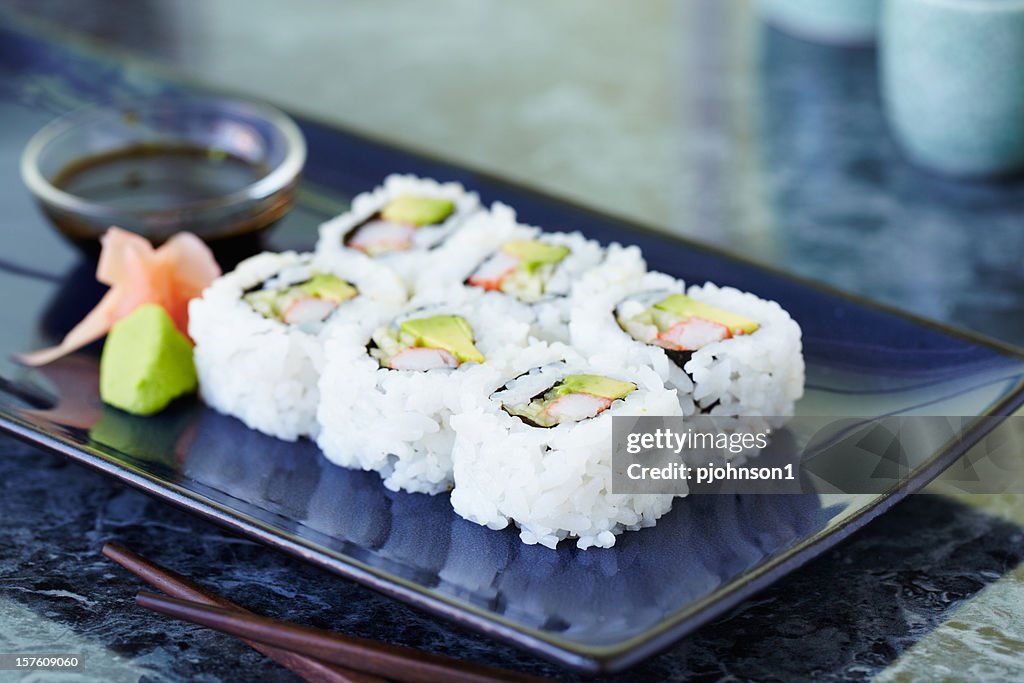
(45, 143), (291, 262)
(52, 143), (267, 210)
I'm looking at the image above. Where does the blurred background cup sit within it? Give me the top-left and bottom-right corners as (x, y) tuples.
(881, 0), (1024, 177)
(759, 0), (881, 45)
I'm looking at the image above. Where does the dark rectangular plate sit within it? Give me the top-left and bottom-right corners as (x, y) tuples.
(2, 15), (1024, 673)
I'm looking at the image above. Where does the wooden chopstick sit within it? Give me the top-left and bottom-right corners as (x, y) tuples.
(101, 543), (382, 683)
(136, 591), (552, 683)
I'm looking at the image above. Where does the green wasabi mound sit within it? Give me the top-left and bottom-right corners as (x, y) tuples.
(399, 314), (484, 363)
(380, 196), (455, 226)
(100, 304), (198, 416)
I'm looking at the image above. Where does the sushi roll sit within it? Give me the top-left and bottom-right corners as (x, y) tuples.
(189, 250), (406, 441)
(315, 285), (533, 494)
(423, 203), (606, 342)
(571, 251), (804, 421)
(315, 174), (480, 288)
(449, 341), (682, 550)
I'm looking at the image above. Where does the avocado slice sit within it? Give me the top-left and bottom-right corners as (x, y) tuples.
(653, 294), (760, 335)
(380, 196), (455, 226)
(399, 314), (484, 364)
(501, 240), (571, 273)
(554, 374), (637, 400)
(244, 289), (279, 319)
(298, 273), (358, 303)
(99, 304), (198, 416)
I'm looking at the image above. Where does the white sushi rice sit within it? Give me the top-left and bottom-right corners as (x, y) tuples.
(190, 250), (406, 441)
(449, 341), (683, 550)
(315, 174), (480, 290)
(422, 202), (607, 342)
(315, 285), (533, 494)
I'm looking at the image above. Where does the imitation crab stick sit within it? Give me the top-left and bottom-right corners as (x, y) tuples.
(18, 227), (220, 366)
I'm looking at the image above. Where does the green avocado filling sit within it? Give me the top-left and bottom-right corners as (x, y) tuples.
(553, 374), (637, 400)
(502, 240), (571, 273)
(399, 315), (484, 363)
(298, 273), (358, 301)
(490, 240), (571, 303)
(99, 304), (198, 416)
(371, 314), (485, 367)
(503, 374), (637, 428)
(653, 294), (759, 335)
(380, 196), (455, 226)
(244, 273), (357, 323)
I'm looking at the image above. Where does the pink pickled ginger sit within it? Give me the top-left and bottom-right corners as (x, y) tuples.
(18, 227), (221, 366)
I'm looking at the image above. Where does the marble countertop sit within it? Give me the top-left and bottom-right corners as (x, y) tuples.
(2, 1), (1024, 681)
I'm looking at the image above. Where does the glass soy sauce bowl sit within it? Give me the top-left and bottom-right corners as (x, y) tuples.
(21, 96), (307, 251)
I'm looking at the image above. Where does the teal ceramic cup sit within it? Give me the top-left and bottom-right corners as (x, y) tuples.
(760, 0), (881, 45)
(881, 0), (1024, 177)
